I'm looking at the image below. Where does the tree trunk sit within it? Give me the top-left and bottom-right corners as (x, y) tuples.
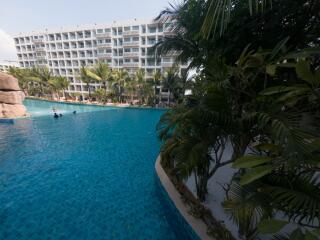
(87, 84), (91, 101)
(195, 155), (211, 202)
(103, 82), (107, 95)
(118, 85), (122, 103)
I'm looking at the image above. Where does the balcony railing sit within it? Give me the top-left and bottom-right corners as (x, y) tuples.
(96, 32), (111, 38)
(32, 38), (44, 43)
(97, 53), (112, 58)
(123, 62), (139, 67)
(123, 41), (139, 47)
(96, 43), (112, 48)
(35, 47), (46, 51)
(161, 62), (174, 67)
(123, 30), (139, 36)
(123, 52), (139, 57)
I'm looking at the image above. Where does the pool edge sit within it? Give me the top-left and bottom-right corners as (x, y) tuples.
(155, 156), (212, 240)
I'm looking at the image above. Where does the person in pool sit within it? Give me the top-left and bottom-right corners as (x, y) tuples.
(54, 113), (59, 118)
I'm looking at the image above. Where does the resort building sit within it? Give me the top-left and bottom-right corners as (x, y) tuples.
(13, 19), (187, 100)
(0, 60), (19, 73)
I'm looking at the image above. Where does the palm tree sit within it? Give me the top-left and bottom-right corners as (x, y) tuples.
(152, 69), (162, 104)
(91, 62), (113, 95)
(201, 0), (273, 38)
(156, 1), (320, 238)
(112, 69), (130, 103)
(30, 67), (53, 97)
(53, 76), (69, 99)
(162, 68), (183, 106)
(8, 67), (36, 95)
(80, 66), (96, 101)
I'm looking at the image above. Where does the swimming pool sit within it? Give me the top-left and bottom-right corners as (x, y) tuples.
(23, 98), (118, 117)
(0, 99), (199, 240)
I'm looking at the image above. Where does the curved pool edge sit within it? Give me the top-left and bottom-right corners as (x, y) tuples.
(155, 156), (212, 240)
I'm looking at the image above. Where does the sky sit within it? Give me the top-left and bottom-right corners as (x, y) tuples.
(0, 0), (171, 61)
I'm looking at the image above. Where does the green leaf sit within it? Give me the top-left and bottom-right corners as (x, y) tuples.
(255, 143), (281, 153)
(260, 86), (292, 96)
(291, 229), (305, 240)
(233, 155), (272, 168)
(240, 165), (273, 185)
(266, 64), (277, 76)
(311, 228), (320, 237)
(295, 61), (314, 84)
(258, 219), (288, 234)
(305, 231), (318, 240)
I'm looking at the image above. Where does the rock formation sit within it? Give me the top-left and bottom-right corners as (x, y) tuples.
(0, 72), (29, 118)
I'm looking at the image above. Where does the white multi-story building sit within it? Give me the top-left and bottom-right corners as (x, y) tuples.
(0, 60), (19, 73)
(13, 19), (187, 100)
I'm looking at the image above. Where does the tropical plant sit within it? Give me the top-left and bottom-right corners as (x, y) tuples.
(48, 76), (69, 99)
(152, 69), (162, 104)
(30, 67), (54, 96)
(91, 62), (113, 94)
(79, 66), (96, 100)
(8, 67), (37, 95)
(93, 88), (107, 103)
(156, 1), (320, 238)
(161, 68), (184, 106)
(112, 69), (130, 102)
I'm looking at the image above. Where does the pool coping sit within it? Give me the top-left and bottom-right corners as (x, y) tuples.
(155, 156), (212, 240)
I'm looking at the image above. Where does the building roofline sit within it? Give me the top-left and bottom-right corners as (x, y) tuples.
(13, 18), (161, 37)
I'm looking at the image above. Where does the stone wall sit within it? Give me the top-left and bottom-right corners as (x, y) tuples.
(0, 72), (29, 118)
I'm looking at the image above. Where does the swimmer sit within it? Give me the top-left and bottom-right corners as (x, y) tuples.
(53, 113), (59, 118)
(73, 111), (77, 114)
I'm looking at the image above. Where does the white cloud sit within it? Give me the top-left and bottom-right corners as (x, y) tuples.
(0, 29), (17, 61)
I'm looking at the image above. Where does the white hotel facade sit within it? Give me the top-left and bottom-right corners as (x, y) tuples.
(13, 19), (187, 99)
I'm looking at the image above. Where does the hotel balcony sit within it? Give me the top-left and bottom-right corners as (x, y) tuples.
(35, 55), (47, 60)
(97, 53), (112, 59)
(35, 47), (46, 52)
(123, 30), (139, 36)
(123, 52), (139, 57)
(161, 62), (174, 67)
(32, 38), (44, 43)
(96, 33), (111, 38)
(96, 43), (112, 48)
(123, 62), (139, 68)
(37, 62), (47, 66)
(122, 41), (139, 47)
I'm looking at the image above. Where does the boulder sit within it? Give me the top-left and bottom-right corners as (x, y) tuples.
(0, 91), (25, 104)
(0, 103), (28, 118)
(0, 72), (20, 91)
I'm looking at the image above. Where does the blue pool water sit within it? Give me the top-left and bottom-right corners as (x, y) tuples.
(23, 98), (118, 117)
(0, 99), (199, 240)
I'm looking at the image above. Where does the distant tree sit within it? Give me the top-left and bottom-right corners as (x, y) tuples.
(79, 66), (96, 100)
